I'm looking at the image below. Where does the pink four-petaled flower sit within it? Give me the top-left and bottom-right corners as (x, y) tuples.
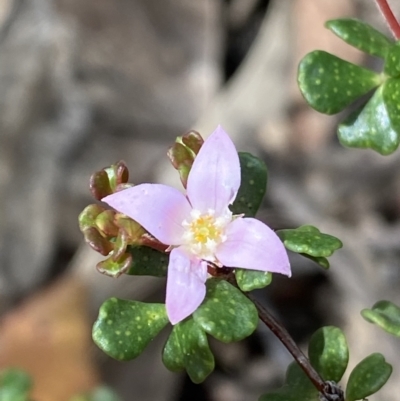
(103, 126), (291, 324)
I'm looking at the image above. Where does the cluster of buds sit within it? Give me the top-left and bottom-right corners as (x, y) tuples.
(79, 161), (156, 277)
(167, 130), (204, 188)
(79, 131), (205, 278)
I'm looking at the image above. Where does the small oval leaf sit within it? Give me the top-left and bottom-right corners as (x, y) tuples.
(298, 51), (381, 114)
(346, 353), (392, 401)
(162, 318), (214, 383)
(361, 300), (400, 337)
(308, 326), (349, 382)
(193, 279), (258, 343)
(301, 254), (330, 269)
(230, 152), (268, 217)
(277, 225), (342, 258)
(235, 269), (272, 292)
(93, 298), (169, 361)
(325, 19), (392, 58)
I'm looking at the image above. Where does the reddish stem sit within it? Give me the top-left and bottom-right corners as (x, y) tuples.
(375, 0), (400, 39)
(245, 292), (344, 401)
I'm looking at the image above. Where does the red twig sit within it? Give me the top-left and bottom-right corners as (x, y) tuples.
(375, 0), (400, 40)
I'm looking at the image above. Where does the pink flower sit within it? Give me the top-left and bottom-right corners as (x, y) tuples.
(102, 126), (291, 324)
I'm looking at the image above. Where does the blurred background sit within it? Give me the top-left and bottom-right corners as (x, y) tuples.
(1, 0), (400, 400)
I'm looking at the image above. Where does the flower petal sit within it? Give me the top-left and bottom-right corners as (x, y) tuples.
(187, 125), (240, 215)
(216, 218), (291, 276)
(166, 248), (208, 325)
(102, 184), (191, 245)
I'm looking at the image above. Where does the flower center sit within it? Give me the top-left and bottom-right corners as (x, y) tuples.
(182, 209), (232, 261)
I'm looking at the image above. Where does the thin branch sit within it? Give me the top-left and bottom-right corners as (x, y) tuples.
(245, 292), (324, 390)
(244, 292), (344, 401)
(375, 0), (400, 40)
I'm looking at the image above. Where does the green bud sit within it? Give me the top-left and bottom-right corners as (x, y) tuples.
(111, 230), (128, 261)
(181, 130), (204, 154)
(90, 170), (113, 200)
(95, 210), (119, 238)
(89, 161), (130, 200)
(104, 161), (129, 192)
(167, 131), (204, 187)
(78, 204), (105, 231)
(114, 213), (146, 244)
(82, 227), (113, 256)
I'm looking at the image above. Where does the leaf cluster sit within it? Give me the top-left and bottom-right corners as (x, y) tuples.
(299, 18), (400, 155)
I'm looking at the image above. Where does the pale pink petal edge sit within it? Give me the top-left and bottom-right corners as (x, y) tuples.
(216, 217), (291, 276)
(102, 183), (191, 246)
(166, 248), (208, 325)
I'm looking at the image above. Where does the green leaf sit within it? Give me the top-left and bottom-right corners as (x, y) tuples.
(361, 300), (400, 337)
(338, 79), (400, 155)
(193, 279), (258, 342)
(308, 326), (349, 382)
(298, 51), (381, 114)
(259, 362), (318, 401)
(260, 326), (348, 401)
(383, 78), (400, 134)
(93, 298), (169, 361)
(277, 225), (343, 258)
(301, 254), (330, 269)
(384, 41), (400, 77)
(346, 353), (392, 401)
(126, 246), (168, 277)
(230, 152), (268, 217)
(325, 19), (392, 58)
(0, 369), (32, 401)
(235, 269), (272, 291)
(162, 318), (214, 383)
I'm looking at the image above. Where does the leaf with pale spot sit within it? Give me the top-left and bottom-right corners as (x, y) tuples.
(362, 300), (400, 337)
(346, 353), (392, 401)
(383, 78), (400, 135)
(193, 279), (258, 342)
(298, 51), (381, 114)
(126, 246), (168, 277)
(384, 41), (400, 77)
(277, 225), (342, 258)
(338, 80), (400, 155)
(302, 254), (330, 270)
(235, 269), (272, 291)
(308, 326), (349, 382)
(162, 318), (214, 383)
(231, 152), (268, 217)
(325, 19), (393, 59)
(259, 362), (318, 401)
(0, 369), (32, 401)
(93, 298), (169, 361)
